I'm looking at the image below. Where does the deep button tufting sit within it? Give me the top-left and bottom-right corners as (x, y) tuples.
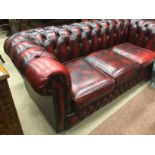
(34, 55), (40, 59)
(41, 34), (46, 41)
(145, 24), (148, 28)
(106, 21), (110, 26)
(129, 20), (155, 51)
(106, 31), (109, 36)
(6, 19), (151, 65)
(15, 47), (54, 72)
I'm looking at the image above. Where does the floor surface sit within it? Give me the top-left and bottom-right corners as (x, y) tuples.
(90, 85), (155, 135)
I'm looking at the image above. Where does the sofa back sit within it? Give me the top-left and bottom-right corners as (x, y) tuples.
(5, 19), (155, 64)
(8, 20), (129, 63)
(128, 19), (155, 52)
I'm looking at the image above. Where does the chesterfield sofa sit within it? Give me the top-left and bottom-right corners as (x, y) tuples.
(4, 19), (155, 132)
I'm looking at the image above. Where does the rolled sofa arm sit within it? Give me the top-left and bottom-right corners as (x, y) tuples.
(129, 19), (155, 52)
(4, 33), (72, 131)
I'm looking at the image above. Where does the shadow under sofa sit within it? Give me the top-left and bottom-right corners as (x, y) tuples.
(4, 19), (155, 132)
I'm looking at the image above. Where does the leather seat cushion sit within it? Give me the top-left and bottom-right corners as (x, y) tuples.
(64, 58), (115, 109)
(85, 49), (139, 85)
(110, 42), (155, 69)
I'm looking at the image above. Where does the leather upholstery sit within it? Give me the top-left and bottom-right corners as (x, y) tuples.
(4, 19), (155, 132)
(67, 66), (152, 128)
(111, 42), (155, 69)
(65, 58), (115, 109)
(85, 49), (139, 84)
(4, 20), (130, 63)
(129, 19), (155, 51)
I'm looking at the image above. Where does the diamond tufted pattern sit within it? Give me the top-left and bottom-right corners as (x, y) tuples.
(129, 19), (155, 51)
(85, 49), (139, 85)
(64, 58), (115, 109)
(4, 20), (130, 63)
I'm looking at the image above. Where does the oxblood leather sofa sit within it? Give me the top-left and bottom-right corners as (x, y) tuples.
(4, 19), (155, 132)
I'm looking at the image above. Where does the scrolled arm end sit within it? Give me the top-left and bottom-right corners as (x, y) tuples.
(23, 56), (71, 96)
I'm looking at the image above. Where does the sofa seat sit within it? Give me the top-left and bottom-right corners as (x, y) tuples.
(85, 49), (139, 85)
(110, 42), (155, 69)
(64, 58), (115, 109)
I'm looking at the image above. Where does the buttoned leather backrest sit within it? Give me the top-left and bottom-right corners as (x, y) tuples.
(7, 20), (130, 63)
(129, 19), (155, 51)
